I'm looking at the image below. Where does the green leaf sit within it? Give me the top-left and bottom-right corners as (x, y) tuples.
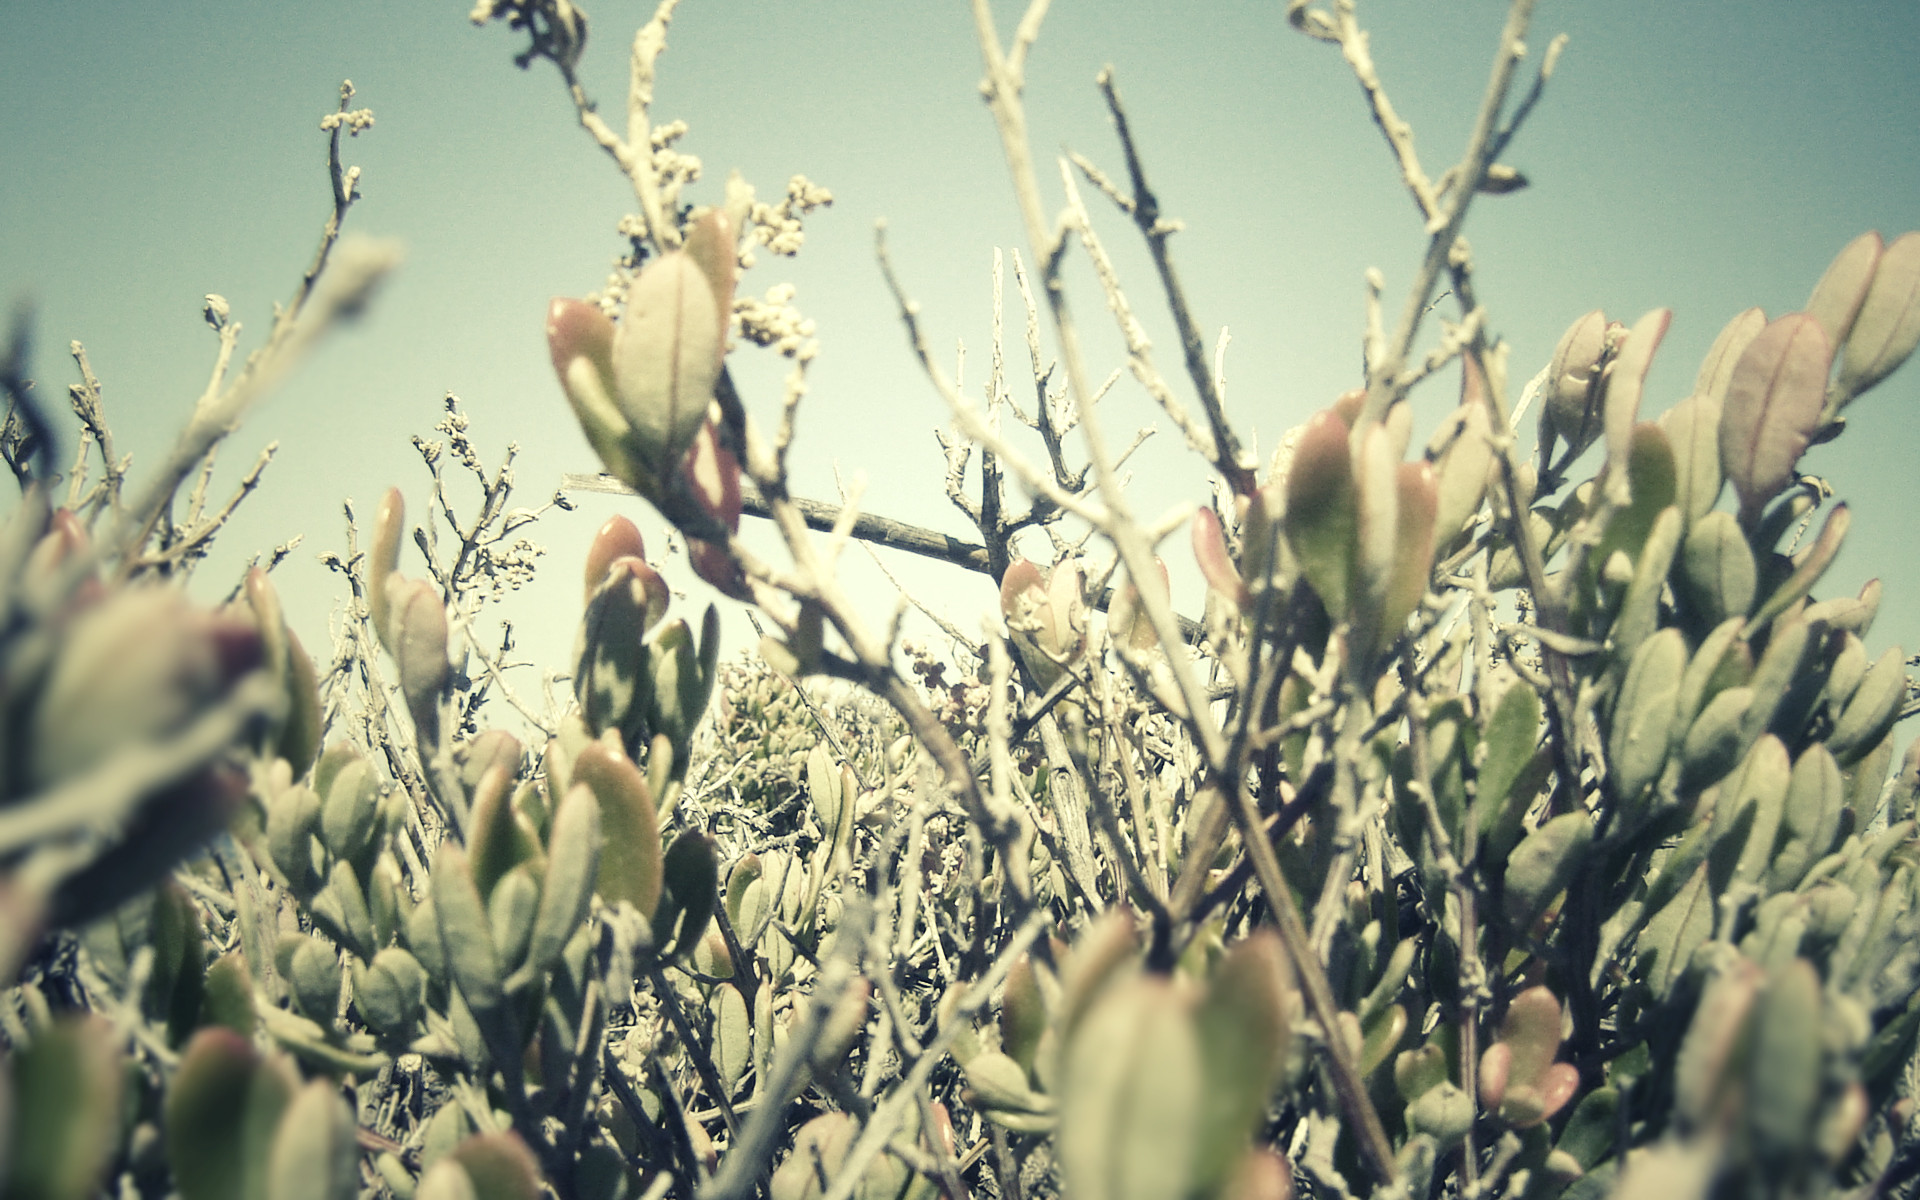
(280, 934), (341, 1025)
(1473, 683), (1541, 857)
(267, 783), (324, 899)
(1678, 512), (1756, 629)
(431, 843), (504, 1015)
(1749, 503), (1852, 633)
(1639, 864), (1715, 1000)
(715, 981), (751, 1096)
(1193, 931), (1298, 1193)
(353, 947), (427, 1039)
(1000, 951), (1047, 1075)
(1675, 617), (1749, 733)
(389, 579), (450, 744)
(1723, 736), (1792, 889)
(612, 247), (726, 473)
(1555, 1088), (1620, 1172)
(1430, 387), (1494, 543)
(1747, 959), (1823, 1157)
(165, 1028), (299, 1200)
(201, 950), (257, 1035)
(570, 741), (662, 917)
(1609, 504), (1682, 661)
(1827, 645), (1907, 766)
(1503, 812), (1592, 933)
(1284, 409), (1358, 619)
(310, 860), (375, 962)
(1837, 230), (1920, 400)
(467, 762), (539, 901)
(1807, 233), (1882, 349)
(655, 831), (719, 959)
(1599, 311), (1672, 506)
(518, 780), (600, 985)
(416, 1161), (481, 1200)
(1609, 628), (1686, 803)
(446, 1132), (546, 1200)
(8, 1016), (124, 1200)
(319, 756), (379, 869)
(1766, 745), (1846, 892)
(1059, 977), (1204, 1200)
(265, 1081), (359, 1200)
(485, 863), (540, 978)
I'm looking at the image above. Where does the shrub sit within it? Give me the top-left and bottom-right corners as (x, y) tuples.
(3, 2), (1920, 1199)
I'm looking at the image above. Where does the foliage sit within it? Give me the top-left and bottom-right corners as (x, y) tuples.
(5, 3), (1920, 1200)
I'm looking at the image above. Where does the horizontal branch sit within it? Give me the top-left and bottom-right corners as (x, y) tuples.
(562, 472), (992, 573)
(561, 470), (1205, 642)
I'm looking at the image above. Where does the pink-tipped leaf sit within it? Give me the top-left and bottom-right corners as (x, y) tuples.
(1720, 313), (1832, 526)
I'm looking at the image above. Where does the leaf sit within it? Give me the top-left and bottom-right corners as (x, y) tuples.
(1059, 978), (1203, 1200)
(1724, 736), (1792, 889)
(1430, 388), (1494, 541)
(612, 250), (725, 473)
(466, 762), (535, 901)
(1838, 230), (1920, 400)
(1677, 511), (1756, 629)
(1378, 460), (1438, 656)
(1749, 503), (1850, 632)
(1284, 409), (1357, 618)
(1193, 932), (1297, 1193)
(570, 740), (662, 916)
(9, 1016), (125, 1200)
(1767, 745), (1846, 892)
(1827, 644), (1907, 766)
(431, 843), (504, 1016)
(1192, 506), (1248, 611)
(1609, 628), (1686, 802)
(1806, 232), (1882, 349)
(1352, 423), (1400, 633)
(1475, 683), (1542, 845)
(1601, 310), (1672, 505)
(1503, 813), (1592, 933)
(1747, 959), (1822, 1155)
(1660, 391), (1724, 528)
(1590, 423), (1677, 593)
(389, 578), (449, 743)
(353, 948), (427, 1038)
(484, 864), (540, 978)
(1543, 310), (1609, 457)
(1694, 307), (1769, 407)
(1720, 314), (1833, 525)
(265, 1081), (359, 1200)
(682, 208), (739, 315)
(1001, 952), (1048, 1074)
(368, 488), (406, 647)
(1609, 504), (1682, 662)
(446, 1132), (545, 1200)
(655, 831), (719, 957)
(166, 1028), (298, 1200)
(715, 982), (751, 1096)
(519, 781), (601, 983)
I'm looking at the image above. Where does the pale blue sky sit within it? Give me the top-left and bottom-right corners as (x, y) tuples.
(4, 2), (1919, 726)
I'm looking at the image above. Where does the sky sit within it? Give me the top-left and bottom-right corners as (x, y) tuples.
(4, 1), (1919, 740)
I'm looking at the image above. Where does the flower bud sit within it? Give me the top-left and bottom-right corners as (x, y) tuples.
(1542, 310), (1608, 458)
(583, 515), (647, 604)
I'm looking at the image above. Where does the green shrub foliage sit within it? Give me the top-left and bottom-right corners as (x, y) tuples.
(4, 3), (1920, 1199)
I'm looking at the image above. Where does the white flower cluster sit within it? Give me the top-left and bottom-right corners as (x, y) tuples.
(746, 174), (834, 259)
(649, 120), (701, 214)
(734, 283), (818, 362)
(319, 108), (375, 136)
